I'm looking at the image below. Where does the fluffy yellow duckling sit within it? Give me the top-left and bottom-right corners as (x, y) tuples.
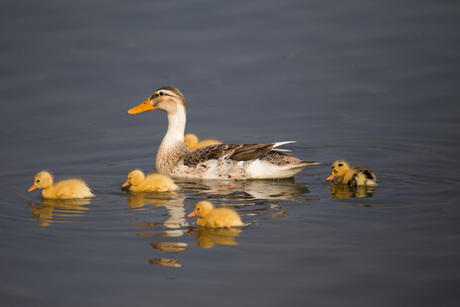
(326, 160), (377, 186)
(184, 133), (222, 150)
(122, 169), (179, 192)
(28, 171), (94, 199)
(187, 201), (245, 229)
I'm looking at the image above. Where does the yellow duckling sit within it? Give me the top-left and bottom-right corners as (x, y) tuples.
(187, 201), (245, 229)
(28, 171), (94, 199)
(326, 160), (377, 186)
(184, 133), (222, 150)
(122, 169), (179, 192)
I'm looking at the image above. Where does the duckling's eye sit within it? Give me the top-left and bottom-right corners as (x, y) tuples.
(159, 91), (165, 96)
(196, 207), (200, 211)
(36, 179), (40, 183)
(338, 163), (343, 167)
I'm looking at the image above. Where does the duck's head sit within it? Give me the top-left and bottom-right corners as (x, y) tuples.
(122, 169), (145, 188)
(28, 171), (53, 192)
(188, 201), (214, 218)
(127, 86), (186, 115)
(326, 160), (350, 181)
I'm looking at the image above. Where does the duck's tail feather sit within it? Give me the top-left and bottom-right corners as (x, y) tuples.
(272, 141), (296, 152)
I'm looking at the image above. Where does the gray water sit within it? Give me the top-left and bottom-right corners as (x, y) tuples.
(1, 0), (460, 306)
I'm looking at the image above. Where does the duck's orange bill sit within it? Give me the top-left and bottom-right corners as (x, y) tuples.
(187, 212), (196, 218)
(28, 185), (37, 192)
(326, 175), (335, 181)
(121, 181), (130, 188)
(127, 99), (155, 114)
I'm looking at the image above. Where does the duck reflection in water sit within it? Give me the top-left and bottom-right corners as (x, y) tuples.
(184, 177), (311, 202)
(126, 194), (189, 267)
(146, 257), (183, 268)
(28, 198), (91, 227)
(147, 242), (189, 268)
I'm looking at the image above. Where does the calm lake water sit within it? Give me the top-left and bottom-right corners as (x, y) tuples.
(1, 0), (460, 306)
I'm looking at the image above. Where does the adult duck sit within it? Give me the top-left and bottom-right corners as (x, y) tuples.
(127, 86), (318, 179)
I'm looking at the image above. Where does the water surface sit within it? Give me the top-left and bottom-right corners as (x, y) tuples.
(1, 0), (460, 306)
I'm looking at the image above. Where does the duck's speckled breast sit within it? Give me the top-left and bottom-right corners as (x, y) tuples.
(155, 142), (190, 175)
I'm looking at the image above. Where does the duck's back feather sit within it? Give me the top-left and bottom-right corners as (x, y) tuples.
(184, 142), (304, 166)
(184, 144), (242, 166)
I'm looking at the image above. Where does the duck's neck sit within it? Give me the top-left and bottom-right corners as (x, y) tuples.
(155, 105), (190, 174)
(163, 105), (187, 144)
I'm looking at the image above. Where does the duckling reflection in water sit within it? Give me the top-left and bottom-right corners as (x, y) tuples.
(28, 198), (91, 227)
(28, 171), (94, 199)
(329, 184), (377, 199)
(187, 201), (245, 229)
(189, 226), (243, 248)
(184, 133), (222, 150)
(122, 169), (179, 192)
(326, 160), (377, 186)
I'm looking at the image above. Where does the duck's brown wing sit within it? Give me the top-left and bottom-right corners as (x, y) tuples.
(228, 144), (276, 161)
(183, 143), (276, 167)
(260, 151), (319, 167)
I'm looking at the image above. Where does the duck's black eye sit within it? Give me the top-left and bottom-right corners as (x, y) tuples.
(36, 179), (40, 183)
(197, 207), (200, 211)
(159, 91), (164, 96)
(338, 163), (343, 167)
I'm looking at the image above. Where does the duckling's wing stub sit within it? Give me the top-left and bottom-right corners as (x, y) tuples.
(348, 166), (377, 186)
(362, 169), (376, 180)
(353, 166), (377, 180)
